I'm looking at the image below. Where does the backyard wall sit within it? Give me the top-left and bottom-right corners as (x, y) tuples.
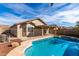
(57, 29), (79, 37)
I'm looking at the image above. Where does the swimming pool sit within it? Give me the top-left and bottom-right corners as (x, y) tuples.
(24, 36), (79, 56)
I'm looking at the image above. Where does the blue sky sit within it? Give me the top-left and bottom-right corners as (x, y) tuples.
(0, 3), (79, 27)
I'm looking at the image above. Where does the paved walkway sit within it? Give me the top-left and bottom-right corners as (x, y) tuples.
(7, 35), (53, 56)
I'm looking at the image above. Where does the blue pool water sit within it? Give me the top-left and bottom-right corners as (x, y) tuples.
(24, 36), (79, 56)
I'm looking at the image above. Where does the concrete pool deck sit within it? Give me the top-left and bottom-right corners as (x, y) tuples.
(7, 35), (53, 56)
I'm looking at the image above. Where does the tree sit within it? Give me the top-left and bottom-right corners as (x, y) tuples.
(74, 21), (79, 30)
(75, 21), (79, 27)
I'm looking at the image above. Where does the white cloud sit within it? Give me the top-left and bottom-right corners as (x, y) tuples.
(56, 10), (79, 16)
(0, 17), (24, 25)
(37, 4), (79, 24)
(53, 10), (79, 23)
(1, 12), (24, 20)
(37, 9), (79, 25)
(61, 16), (79, 23)
(2, 3), (37, 15)
(0, 13), (27, 25)
(1, 3), (79, 27)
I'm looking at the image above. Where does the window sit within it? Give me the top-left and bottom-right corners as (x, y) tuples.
(28, 27), (33, 32)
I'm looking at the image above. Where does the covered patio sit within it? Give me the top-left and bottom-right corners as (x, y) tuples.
(33, 25), (55, 36)
(16, 24), (55, 37)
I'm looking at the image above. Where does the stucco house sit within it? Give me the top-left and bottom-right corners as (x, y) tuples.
(8, 18), (55, 40)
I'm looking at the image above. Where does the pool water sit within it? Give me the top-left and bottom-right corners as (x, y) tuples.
(24, 36), (79, 56)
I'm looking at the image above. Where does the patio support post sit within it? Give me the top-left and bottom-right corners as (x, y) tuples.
(26, 24), (28, 37)
(17, 24), (22, 38)
(46, 28), (49, 35)
(32, 27), (34, 36)
(42, 27), (44, 36)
